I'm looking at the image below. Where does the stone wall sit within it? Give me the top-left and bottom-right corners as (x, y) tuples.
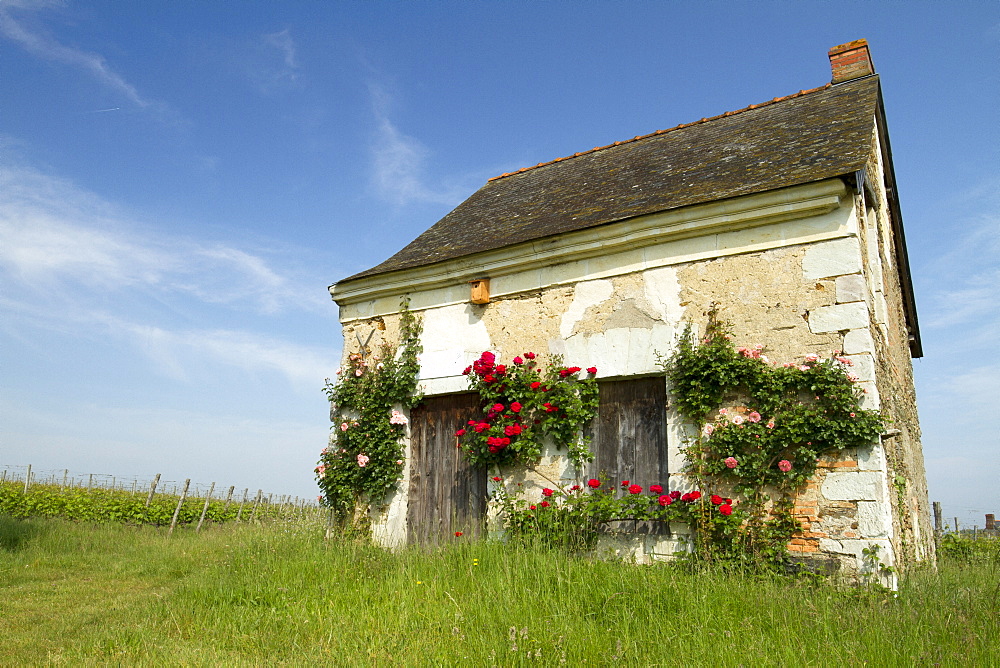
(333, 176), (930, 578)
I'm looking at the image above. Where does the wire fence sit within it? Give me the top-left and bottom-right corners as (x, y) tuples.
(1, 463), (320, 512)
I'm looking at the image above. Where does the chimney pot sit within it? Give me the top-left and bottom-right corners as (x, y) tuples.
(828, 39), (875, 83)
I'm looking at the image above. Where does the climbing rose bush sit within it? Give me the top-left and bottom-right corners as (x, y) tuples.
(660, 312), (885, 566)
(493, 476), (743, 552)
(317, 300), (422, 520)
(456, 351), (599, 469)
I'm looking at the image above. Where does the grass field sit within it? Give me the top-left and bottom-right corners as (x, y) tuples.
(1, 516), (997, 666)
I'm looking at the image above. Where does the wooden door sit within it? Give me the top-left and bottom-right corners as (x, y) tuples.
(407, 393), (486, 544)
(586, 376), (669, 533)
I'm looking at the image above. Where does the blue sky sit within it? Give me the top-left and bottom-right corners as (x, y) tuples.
(1, 1), (997, 524)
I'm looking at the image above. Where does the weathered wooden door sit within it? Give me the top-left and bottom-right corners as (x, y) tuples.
(407, 392), (487, 544)
(586, 376), (669, 533)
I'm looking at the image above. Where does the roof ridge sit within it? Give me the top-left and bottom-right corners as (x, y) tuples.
(488, 83), (833, 182)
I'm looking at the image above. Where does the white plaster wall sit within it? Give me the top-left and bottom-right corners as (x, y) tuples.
(418, 303), (492, 379)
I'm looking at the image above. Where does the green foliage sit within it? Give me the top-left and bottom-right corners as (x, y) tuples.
(494, 476), (743, 555)
(456, 352), (599, 469)
(659, 311), (884, 567)
(318, 298), (423, 519)
(939, 533), (1000, 564)
(0, 480), (294, 526)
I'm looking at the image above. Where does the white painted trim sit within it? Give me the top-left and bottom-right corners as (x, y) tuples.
(332, 179), (849, 307)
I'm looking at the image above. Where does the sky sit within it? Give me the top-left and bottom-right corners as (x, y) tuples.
(1, 1), (997, 524)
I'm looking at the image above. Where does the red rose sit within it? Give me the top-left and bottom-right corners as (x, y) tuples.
(488, 446), (499, 453)
(454, 531), (463, 537)
(669, 491), (681, 500)
(587, 367), (597, 374)
(689, 491), (702, 501)
(462, 365), (472, 375)
(587, 478), (601, 489)
(711, 495), (723, 505)
(540, 500), (550, 508)
(530, 505), (536, 510)
(620, 480), (630, 488)
(658, 495), (672, 507)
(724, 498), (732, 505)
(525, 352), (536, 359)
(513, 356), (524, 365)
(455, 429), (466, 436)
(510, 401), (522, 413)
(628, 484), (642, 495)
(492, 403), (504, 412)
(649, 484), (663, 494)
(570, 485), (581, 491)
(542, 488), (554, 497)
(491, 476), (502, 482)
(681, 493), (691, 502)
(530, 381), (542, 390)
(496, 365), (507, 375)
(483, 375), (495, 383)
(719, 504), (733, 516)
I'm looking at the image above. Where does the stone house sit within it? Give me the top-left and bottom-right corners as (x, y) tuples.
(329, 40), (934, 577)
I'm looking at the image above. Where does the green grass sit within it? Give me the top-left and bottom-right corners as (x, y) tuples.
(1, 516), (997, 666)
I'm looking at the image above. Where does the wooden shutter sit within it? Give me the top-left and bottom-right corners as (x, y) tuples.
(406, 393), (486, 544)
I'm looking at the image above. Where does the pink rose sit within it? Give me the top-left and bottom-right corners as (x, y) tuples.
(357, 454), (370, 467)
(513, 356), (524, 365)
(340, 422), (349, 432)
(766, 420), (775, 429)
(748, 412), (761, 423)
(724, 457), (738, 469)
(778, 460), (792, 472)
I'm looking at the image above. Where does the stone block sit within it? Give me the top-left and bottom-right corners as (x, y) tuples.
(808, 302), (869, 333)
(857, 500), (891, 538)
(845, 353), (875, 382)
(856, 443), (885, 471)
(843, 328), (875, 354)
(802, 237), (863, 279)
(822, 471), (883, 501)
(836, 273), (868, 303)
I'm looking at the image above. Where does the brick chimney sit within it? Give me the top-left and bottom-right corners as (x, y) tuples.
(828, 39), (875, 83)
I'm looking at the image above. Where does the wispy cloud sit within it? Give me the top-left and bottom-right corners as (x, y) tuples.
(0, 159), (336, 388)
(368, 83), (469, 207)
(113, 318), (333, 388)
(917, 181), (1000, 349)
(0, 161), (327, 314)
(0, 1), (157, 111)
(236, 27), (301, 94)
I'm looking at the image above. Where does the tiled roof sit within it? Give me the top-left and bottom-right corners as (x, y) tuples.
(341, 76), (880, 283)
